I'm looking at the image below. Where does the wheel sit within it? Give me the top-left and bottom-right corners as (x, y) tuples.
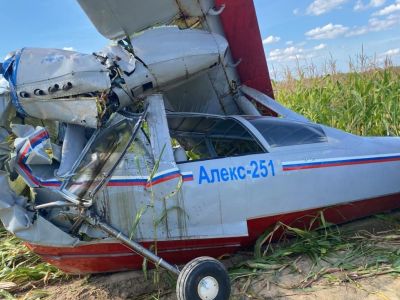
(176, 256), (231, 300)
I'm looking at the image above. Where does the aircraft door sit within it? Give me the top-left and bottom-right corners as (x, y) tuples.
(168, 115), (266, 239)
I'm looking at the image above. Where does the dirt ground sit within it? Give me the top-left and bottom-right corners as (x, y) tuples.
(18, 214), (400, 300)
(21, 269), (399, 300)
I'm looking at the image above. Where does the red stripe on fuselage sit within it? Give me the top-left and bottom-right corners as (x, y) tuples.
(25, 193), (400, 274)
(18, 143), (31, 163)
(145, 173), (181, 187)
(29, 130), (48, 147)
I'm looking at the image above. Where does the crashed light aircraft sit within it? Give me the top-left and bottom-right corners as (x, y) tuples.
(1, 1), (400, 300)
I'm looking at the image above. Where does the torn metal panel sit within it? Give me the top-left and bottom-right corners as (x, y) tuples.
(20, 96), (102, 128)
(11, 125), (57, 188)
(0, 171), (33, 233)
(12, 125), (53, 165)
(98, 44), (136, 74)
(56, 124), (87, 178)
(0, 171), (78, 246)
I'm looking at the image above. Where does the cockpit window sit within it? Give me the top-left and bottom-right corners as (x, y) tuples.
(168, 116), (264, 161)
(247, 117), (327, 147)
(60, 114), (145, 201)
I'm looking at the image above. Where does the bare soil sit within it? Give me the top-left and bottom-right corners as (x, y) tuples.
(18, 214), (400, 300)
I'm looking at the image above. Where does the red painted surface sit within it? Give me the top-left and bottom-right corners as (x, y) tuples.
(26, 193), (400, 274)
(215, 0), (274, 99)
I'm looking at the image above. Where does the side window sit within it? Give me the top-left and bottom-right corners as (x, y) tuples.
(168, 116), (264, 162)
(211, 138), (262, 157)
(175, 136), (211, 161)
(248, 117), (327, 147)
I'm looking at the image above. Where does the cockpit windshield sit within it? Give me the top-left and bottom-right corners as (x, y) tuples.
(60, 110), (147, 203)
(246, 117), (327, 148)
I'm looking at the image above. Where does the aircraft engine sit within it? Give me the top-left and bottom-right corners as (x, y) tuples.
(0, 27), (228, 128)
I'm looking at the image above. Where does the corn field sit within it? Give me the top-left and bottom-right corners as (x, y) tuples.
(274, 64), (400, 137)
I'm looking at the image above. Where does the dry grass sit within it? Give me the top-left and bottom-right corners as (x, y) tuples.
(229, 212), (400, 299)
(0, 228), (67, 299)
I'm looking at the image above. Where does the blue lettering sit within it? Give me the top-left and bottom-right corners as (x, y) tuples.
(210, 169), (220, 182)
(268, 160), (275, 176)
(220, 168), (229, 181)
(237, 166), (246, 179)
(250, 161), (260, 178)
(198, 161), (274, 184)
(199, 166), (211, 184)
(259, 160), (268, 177)
(229, 167), (238, 180)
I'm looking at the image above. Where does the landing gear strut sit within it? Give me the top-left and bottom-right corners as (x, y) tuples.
(91, 218), (231, 300)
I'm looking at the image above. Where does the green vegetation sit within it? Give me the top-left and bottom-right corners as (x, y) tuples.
(230, 213), (400, 287)
(0, 227), (66, 296)
(274, 66), (400, 136)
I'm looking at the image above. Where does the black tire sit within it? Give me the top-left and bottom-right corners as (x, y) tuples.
(176, 256), (231, 300)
